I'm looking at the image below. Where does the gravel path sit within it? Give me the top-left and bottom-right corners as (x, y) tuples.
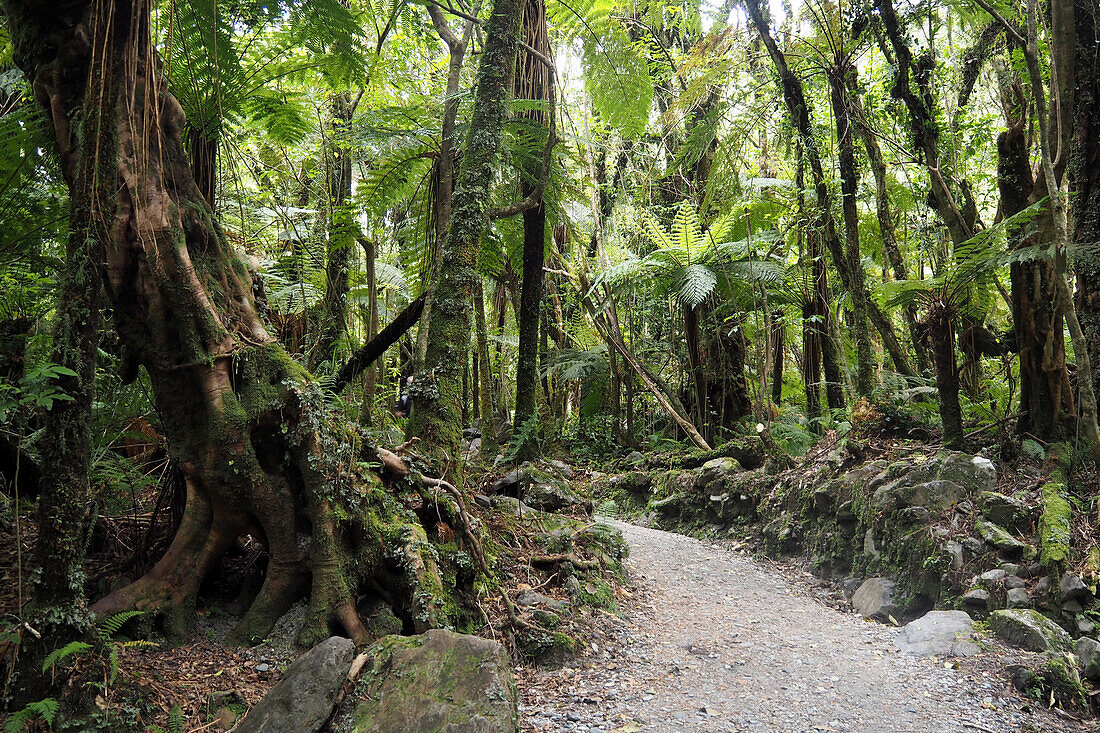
(518, 520), (1096, 733)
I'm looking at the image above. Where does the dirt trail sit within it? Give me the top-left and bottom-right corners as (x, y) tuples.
(518, 520), (1095, 733)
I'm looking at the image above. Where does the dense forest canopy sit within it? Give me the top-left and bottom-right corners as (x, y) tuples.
(0, 0), (1098, 724)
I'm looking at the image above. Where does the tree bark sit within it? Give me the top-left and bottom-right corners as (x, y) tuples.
(7, 0), (455, 650)
(314, 92), (359, 370)
(408, 0), (523, 464)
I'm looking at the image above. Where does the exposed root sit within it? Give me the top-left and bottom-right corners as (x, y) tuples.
(422, 476), (547, 634)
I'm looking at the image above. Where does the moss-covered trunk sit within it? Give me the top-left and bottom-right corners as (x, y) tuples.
(1073, 0), (1100, 407)
(7, 0), (453, 649)
(314, 92), (359, 370)
(407, 0), (522, 464)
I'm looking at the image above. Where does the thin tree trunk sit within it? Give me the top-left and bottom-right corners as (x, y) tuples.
(475, 281), (498, 457)
(360, 237), (380, 425)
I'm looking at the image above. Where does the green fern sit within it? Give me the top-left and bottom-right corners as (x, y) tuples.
(4, 698), (59, 733)
(96, 609), (146, 640)
(41, 641), (93, 673)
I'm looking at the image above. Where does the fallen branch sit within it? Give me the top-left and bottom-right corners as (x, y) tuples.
(329, 295), (425, 394)
(528, 553), (600, 571)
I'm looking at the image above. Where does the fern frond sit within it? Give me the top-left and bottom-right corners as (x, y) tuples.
(42, 641), (92, 672)
(97, 609), (146, 639)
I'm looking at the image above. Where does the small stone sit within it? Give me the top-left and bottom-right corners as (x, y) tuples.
(944, 541), (964, 570)
(974, 518), (1029, 559)
(979, 569), (1007, 583)
(1006, 588), (1030, 608)
(841, 578), (862, 598)
(1005, 576), (1027, 589)
(1063, 600), (1084, 614)
(1001, 563), (1023, 577)
(956, 500), (975, 515)
(1077, 617), (1096, 636)
(1077, 637), (1100, 680)
(962, 588), (990, 608)
(961, 536), (985, 556)
(256, 663), (270, 673)
(565, 576), (581, 597)
(625, 451), (645, 466)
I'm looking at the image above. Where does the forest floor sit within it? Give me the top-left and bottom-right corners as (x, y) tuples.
(516, 519), (1098, 733)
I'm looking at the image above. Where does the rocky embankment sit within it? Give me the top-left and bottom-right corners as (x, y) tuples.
(594, 441), (1100, 712)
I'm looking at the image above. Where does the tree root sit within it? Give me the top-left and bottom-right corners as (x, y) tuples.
(421, 476), (547, 634)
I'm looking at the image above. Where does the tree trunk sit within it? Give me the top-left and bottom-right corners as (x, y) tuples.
(998, 94), (1075, 439)
(8, 0), (457, 650)
(314, 92), (359, 370)
(474, 280), (498, 458)
(827, 65), (874, 396)
(360, 237), (380, 425)
(1073, 0), (1100, 409)
(407, 0), (522, 464)
(927, 305), (964, 447)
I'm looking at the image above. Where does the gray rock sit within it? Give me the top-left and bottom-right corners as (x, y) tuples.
(851, 578), (897, 621)
(979, 569), (1007, 584)
(515, 590), (568, 612)
(625, 451), (645, 466)
(863, 529), (881, 560)
(490, 469), (525, 495)
(944, 540), (964, 570)
(962, 588), (990, 608)
(1006, 587), (1030, 608)
(961, 536), (986, 556)
(990, 609), (1074, 654)
(337, 629), (517, 733)
(235, 636), (355, 733)
(979, 492), (1031, 532)
(1078, 617), (1096, 636)
(841, 578), (862, 598)
(873, 479), (963, 513)
(1035, 575), (1052, 595)
(1063, 600), (1084, 614)
(1078, 637), (1100, 680)
(523, 480), (588, 513)
(564, 576), (581, 597)
(1005, 576), (1027, 590)
(547, 460), (575, 479)
(1060, 572), (1091, 602)
(974, 518), (1030, 558)
(1001, 563), (1023, 577)
(895, 611), (979, 657)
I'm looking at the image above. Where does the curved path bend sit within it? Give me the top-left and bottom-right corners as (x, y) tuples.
(518, 520), (1094, 733)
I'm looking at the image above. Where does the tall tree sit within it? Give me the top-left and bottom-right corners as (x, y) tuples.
(407, 0), (523, 465)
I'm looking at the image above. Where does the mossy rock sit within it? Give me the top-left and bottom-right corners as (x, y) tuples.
(338, 629), (518, 732)
(990, 609), (1073, 654)
(974, 518), (1031, 559)
(978, 492), (1031, 533)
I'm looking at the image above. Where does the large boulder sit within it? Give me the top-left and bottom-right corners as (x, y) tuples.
(234, 636), (355, 733)
(896, 611), (979, 657)
(851, 578), (898, 621)
(990, 609), (1074, 654)
(335, 629), (517, 733)
(489, 464), (589, 513)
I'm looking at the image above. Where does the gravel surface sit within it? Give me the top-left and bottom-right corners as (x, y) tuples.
(518, 520), (1097, 733)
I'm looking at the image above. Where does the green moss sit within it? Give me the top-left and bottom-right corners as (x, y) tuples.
(1041, 654), (1089, 710)
(1038, 481), (1073, 570)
